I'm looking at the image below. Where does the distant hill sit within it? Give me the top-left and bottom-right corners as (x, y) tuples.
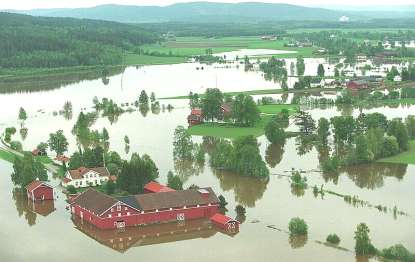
(6, 2), (353, 23)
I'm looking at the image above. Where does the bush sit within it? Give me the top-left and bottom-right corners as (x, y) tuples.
(265, 119), (286, 143)
(321, 156), (340, 173)
(354, 223), (377, 255)
(288, 217), (308, 235)
(326, 234), (341, 245)
(380, 244), (415, 262)
(218, 195), (228, 208)
(66, 185), (77, 194)
(290, 171), (307, 189)
(235, 205), (246, 216)
(10, 141), (23, 151)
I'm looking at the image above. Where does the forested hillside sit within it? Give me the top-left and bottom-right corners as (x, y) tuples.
(0, 12), (159, 68)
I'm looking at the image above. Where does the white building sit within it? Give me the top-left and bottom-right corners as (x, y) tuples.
(62, 167), (111, 188)
(394, 75), (402, 82)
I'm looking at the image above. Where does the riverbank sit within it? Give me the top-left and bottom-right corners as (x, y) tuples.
(188, 104), (298, 138)
(378, 140), (415, 165)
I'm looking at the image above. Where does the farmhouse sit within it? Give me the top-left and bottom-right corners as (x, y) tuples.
(63, 167), (111, 188)
(346, 80), (369, 90)
(70, 188), (220, 229)
(210, 213), (240, 233)
(187, 108), (203, 125)
(26, 181), (54, 201)
(144, 181), (175, 193)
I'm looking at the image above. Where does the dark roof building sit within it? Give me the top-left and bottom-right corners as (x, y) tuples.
(72, 188), (119, 216)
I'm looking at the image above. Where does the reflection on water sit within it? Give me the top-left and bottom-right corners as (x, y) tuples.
(0, 67), (125, 94)
(265, 143), (285, 168)
(289, 235), (308, 249)
(72, 217), (220, 253)
(12, 188), (56, 226)
(342, 163), (408, 190)
(214, 170), (268, 208)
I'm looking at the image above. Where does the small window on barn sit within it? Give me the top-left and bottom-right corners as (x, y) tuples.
(111, 208), (114, 212)
(108, 214), (112, 218)
(125, 207), (128, 211)
(118, 213), (121, 217)
(127, 212), (130, 216)
(117, 205), (121, 212)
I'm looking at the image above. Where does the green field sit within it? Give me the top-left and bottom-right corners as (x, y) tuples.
(161, 87), (340, 100)
(187, 104), (298, 138)
(378, 140), (415, 165)
(0, 149), (16, 163)
(124, 54), (187, 65)
(140, 36), (316, 58)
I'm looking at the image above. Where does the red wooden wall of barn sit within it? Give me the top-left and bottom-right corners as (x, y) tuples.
(28, 186), (54, 200)
(72, 203), (219, 230)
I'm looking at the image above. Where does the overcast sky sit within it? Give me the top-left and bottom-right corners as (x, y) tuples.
(2, 0), (414, 10)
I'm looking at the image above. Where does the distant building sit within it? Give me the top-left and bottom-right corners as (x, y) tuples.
(346, 80), (369, 90)
(63, 167), (111, 188)
(220, 103), (232, 117)
(339, 16), (350, 22)
(187, 108), (203, 126)
(26, 181), (54, 201)
(261, 36), (277, 41)
(394, 75), (402, 82)
(70, 188), (220, 229)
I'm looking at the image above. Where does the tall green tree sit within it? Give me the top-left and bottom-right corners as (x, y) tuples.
(317, 64), (325, 77)
(317, 118), (330, 145)
(48, 130), (68, 156)
(354, 223), (376, 255)
(139, 90), (149, 105)
(295, 111), (316, 135)
(201, 88), (224, 122)
(231, 94), (260, 127)
(296, 56), (305, 76)
(173, 126), (195, 161)
(265, 119), (286, 143)
(167, 171), (183, 190)
(388, 119), (409, 151)
(18, 107), (27, 122)
(12, 153), (47, 188)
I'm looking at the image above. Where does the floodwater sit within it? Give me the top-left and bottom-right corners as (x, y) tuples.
(0, 59), (414, 262)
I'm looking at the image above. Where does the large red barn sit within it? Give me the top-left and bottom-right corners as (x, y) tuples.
(26, 181), (54, 201)
(70, 188), (220, 230)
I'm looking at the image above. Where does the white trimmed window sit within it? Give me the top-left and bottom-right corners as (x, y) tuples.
(118, 213), (121, 217)
(108, 214), (112, 218)
(117, 205), (121, 212)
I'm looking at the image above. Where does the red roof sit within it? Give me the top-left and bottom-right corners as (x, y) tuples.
(210, 213), (238, 225)
(26, 181), (53, 192)
(144, 181), (175, 193)
(190, 108), (202, 116)
(63, 178), (72, 184)
(55, 155), (70, 163)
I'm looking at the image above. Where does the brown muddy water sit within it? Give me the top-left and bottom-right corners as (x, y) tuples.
(0, 61), (414, 262)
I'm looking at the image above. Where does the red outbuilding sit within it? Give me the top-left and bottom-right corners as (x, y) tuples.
(26, 181), (54, 201)
(346, 80), (369, 90)
(187, 108), (203, 125)
(144, 181), (175, 193)
(71, 187), (220, 230)
(210, 213), (239, 233)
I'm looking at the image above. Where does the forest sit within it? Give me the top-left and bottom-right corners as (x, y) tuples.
(0, 12), (159, 68)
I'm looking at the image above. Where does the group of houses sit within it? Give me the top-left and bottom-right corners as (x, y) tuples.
(187, 103), (232, 126)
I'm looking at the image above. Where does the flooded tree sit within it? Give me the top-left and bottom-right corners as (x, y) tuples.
(265, 143), (285, 168)
(12, 152), (47, 188)
(296, 56), (305, 76)
(354, 223), (376, 256)
(167, 171), (183, 190)
(48, 130), (68, 156)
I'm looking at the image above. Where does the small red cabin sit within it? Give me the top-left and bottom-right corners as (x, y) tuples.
(210, 213), (239, 233)
(144, 181), (175, 193)
(346, 80), (368, 90)
(187, 108), (203, 125)
(26, 181), (54, 201)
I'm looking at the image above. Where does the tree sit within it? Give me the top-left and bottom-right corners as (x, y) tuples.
(18, 107), (27, 121)
(354, 223), (376, 255)
(10, 141), (23, 151)
(218, 195), (228, 208)
(69, 151), (83, 170)
(48, 130), (68, 156)
(233, 136), (269, 178)
(167, 171), (183, 190)
(354, 135), (373, 164)
(12, 152), (47, 188)
(381, 136), (400, 157)
(296, 56), (305, 76)
(334, 68), (340, 77)
(265, 119), (286, 143)
(317, 64), (325, 77)
(326, 234), (340, 245)
(388, 119), (409, 151)
(405, 115), (415, 139)
(102, 128), (109, 142)
(139, 90), (149, 105)
(150, 92), (156, 103)
(295, 111), (316, 135)
(105, 180), (116, 194)
(330, 116), (356, 144)
(173, 126), (195, 161)
(317, 118), (330, 145)
(66, 185), (77, 194)
(289, 217), (308, 235)
(201, 88), (223, 122)
(231, 94), (260, 127)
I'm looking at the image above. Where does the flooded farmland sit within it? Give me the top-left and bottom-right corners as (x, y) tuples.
(0, 58), (414, 262)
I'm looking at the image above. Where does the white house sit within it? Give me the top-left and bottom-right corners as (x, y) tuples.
(62, 167), (111, 188)
(394, 75), (402, 82)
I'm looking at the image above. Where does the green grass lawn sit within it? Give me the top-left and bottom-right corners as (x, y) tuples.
(0, 149), (16, 163)
(378, 140), (415, 165)
(140, 36), (316, 58)
(124, 53), (187, 65)
(187, 104), (298, 138)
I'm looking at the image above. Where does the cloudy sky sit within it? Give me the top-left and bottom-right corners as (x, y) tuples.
(1, 0), (414, 10)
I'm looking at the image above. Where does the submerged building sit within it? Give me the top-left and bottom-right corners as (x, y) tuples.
(70, 187), (220, 229)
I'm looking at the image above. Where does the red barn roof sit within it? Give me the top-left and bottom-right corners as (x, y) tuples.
(210, 213), (238, 225)
(72, 188), (119, 215)
(26, 181), (53, 193)
(55, 155), (70, 163)
(144, 181), (175, 193)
